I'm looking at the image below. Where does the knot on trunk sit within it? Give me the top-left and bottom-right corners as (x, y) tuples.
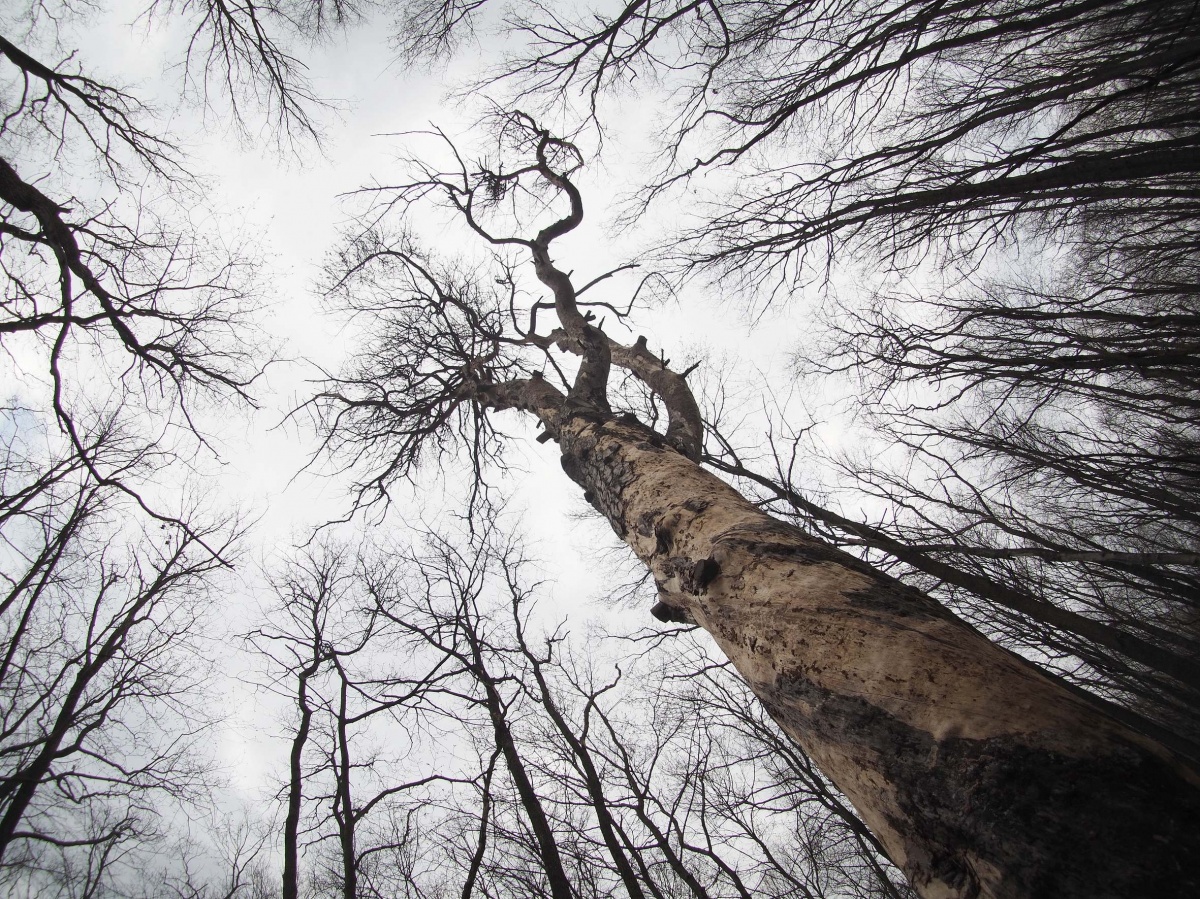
(651, 600), (694, 624)
(662, 555), (722, 595)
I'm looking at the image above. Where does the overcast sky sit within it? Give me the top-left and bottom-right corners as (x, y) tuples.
(12, 0), (858, 800)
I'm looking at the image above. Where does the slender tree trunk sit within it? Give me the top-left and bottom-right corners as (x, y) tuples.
(283, 660), (320, 899)
(469, 645), (574, 899)
(334, 674), (357, 899)
(462, 750), (499, 899)
(550, 410), (1200, 899)
(517, 644), (648, 899)
(0, 555), (175, 861)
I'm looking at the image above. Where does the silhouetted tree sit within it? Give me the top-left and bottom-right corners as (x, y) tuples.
(313, 113), (1200, 898)
(1, 2), (343, 891)
(259, 515), (910, 898)
(0, 412), (243, 895)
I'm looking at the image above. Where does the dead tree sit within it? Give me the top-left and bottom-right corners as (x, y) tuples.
(314, 115), (1200, 899)
(476, 0), (1200, 760)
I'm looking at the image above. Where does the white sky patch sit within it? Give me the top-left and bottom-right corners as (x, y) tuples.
(4, 0), (866, 830)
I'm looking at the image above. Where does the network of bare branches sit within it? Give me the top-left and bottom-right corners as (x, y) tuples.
(427, 0), (1200, 750)
(0, 413), (246, 892)
(0, 1), (307, 546)
(491, 0), (1200, 279)
(5, 1), (1198, 895)
(253, 513), (912, 898)
(0, 2), (358, 893)
(312, 111), (704, 516)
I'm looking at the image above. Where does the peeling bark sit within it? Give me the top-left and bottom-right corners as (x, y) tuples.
(353, 118), (1200, 899)
(703, 456), (1200, 706)
(547, 411), (1200, 899)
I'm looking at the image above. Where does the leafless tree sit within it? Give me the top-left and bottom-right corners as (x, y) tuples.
(252, 535), (511, 899)
(257, 513), (912, 898)
(700, 418), (1200, 758)
(130, 808), (276, 899)
(478, 0), (1195, 279)
(0, 410), (246, 896)
(1, 2), (362, 892)
(450, 0), (1200, 762)
(312, 113), (1200, 898)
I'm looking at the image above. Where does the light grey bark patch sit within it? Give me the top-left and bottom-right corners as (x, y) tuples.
(710, 528), (960, 623)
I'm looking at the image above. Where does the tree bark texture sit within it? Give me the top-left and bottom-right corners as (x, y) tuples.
(363, 120), (1200, 899)
(549, 410), (1200, 899)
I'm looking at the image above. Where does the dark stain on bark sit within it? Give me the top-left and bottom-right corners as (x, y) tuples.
(712, 528), (958, 624)
(839, 580), (963, 624)
(660, 556), (721, 595)
(633, 511), (675, 555)
(761, 672), (1200, 899)
(690, 557), (721, 593)
(718, 530), (883, 576)
(552, 415), (1200, 898)
(651, 601), (694, 624)
(559, 418), (638, 534)
(655, 523), (673, 554)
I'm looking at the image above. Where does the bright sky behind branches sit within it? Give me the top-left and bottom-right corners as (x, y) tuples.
(6, 0), (847, 801)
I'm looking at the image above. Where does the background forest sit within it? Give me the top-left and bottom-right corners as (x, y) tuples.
(1, 0), (1197, 896)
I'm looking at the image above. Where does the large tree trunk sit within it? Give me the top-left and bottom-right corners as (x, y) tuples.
(554, 411), (1200, 899)
(345, 115), (1200, 899)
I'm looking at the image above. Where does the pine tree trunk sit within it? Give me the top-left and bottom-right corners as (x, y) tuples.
(555, 411), (1200, 899)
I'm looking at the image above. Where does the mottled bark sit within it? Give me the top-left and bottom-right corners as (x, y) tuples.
(533, 408), (1200, 899)
(705, 457), (1200, 716)
(345, 117), (1200, 899)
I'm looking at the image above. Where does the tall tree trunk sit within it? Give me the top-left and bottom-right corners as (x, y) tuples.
(332, 116), (1200, 899)
(515, 631), (649, 899)
(283, 659), (320, 899)
(550, 410), (1200, 899)
(334, 673), (357, 899)
(468, 641), (574, 899)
